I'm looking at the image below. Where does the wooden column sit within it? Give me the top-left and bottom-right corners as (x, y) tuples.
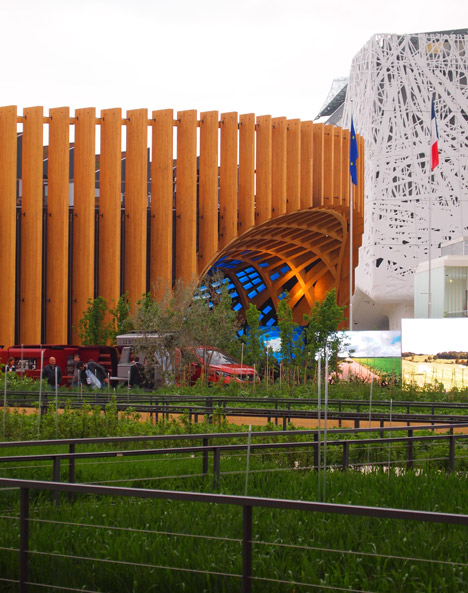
(99, 108), (122, 310)
(255, 115), (272, 224)
(219, 112), (238, 249)
(300, 121), (313, 209)
(125, 108), (148, 306)
(272, 116), (286, 218)
(286, 118), (301, 213)
(332, 127), (343, 206)
(0, 106), (17, 347)
(46, 107), (69, 343)
(322, 125), (334, 207)
(238, 113), (255, 233)
(341, 129), (350, 208)
(312, 123), (324, 207)
(198, 111), (219, 274)
(72, 108), (96, 343)
(151, 109), (174, 298)
(20, 106), (43, 343)
(175, 110), (197, 283)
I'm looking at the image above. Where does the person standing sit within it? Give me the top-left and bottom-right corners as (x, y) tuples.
(72, 353), (81, 387)
(5, 357), (16, 373)
(42, 356), (63, 388)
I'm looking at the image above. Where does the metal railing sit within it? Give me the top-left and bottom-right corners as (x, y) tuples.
(2, 477), (468, 593)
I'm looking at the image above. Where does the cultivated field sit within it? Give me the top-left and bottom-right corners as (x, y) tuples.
(402, 355), (468, 390)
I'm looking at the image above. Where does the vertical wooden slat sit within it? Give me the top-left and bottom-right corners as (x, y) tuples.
(125, 108), (148, 306)
(238, 113), (255, 233)
(0, 106), (17, 347)
(322, 124), (334, 207)
(312, 123), (324, 207)
(333, 128), (342, 206)
(99, 108), (122, 311)
(198, 111), (218, 274)
(255, 115), (272, 224)
(46, 107), (69, 343)
(341, 129), (350, 208)
(72, 107), (96, 343)
(286, 118), (301, 213)
(151, 109), (174, 298)
(176, 110), (197, 283)
(219, 112), (238, 249)
(300, 121), (313, 209)
(20, 106), (43, 343)
(271, 116), (286, 218)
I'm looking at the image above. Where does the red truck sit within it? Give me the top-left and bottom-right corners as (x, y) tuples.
(0, 344), (119, 386)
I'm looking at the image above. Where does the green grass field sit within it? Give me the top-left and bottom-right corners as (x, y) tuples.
(353, 356), (402, 378)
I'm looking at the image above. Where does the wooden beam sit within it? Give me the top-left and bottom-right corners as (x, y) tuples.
(20, 106), (43, 343)
(125, 108), (148, 306)
(99, 108), (122, 311)
(176, 110), (197, 283)
(72, 107), (96, 343)
(46, 107), (70, 343)
(0, 106), (17, 347)
(199, 111), (219, 273)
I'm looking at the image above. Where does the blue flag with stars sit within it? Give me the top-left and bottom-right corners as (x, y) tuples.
(349, 117), (359, 186)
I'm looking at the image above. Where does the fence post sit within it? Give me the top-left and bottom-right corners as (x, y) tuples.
(202, 438), (209, 475)
(313, 432), (319, 469)
(407, 430), (413, 471)
(449, 429), (455, 473)
(213, 448), (220, 489)
(342, 441), (349, 471)
(242, 505), (252, 593)
(68, 443), (75, 502)
(206, 397), (213, 424)
(20, 487), (29, 593)
(52, 457), (61, 506)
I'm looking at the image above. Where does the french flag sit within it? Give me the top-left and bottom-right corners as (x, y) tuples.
(431, 96), (439, 170)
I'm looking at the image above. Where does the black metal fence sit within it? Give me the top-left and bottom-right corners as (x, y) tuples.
(2, 477), (468, 593)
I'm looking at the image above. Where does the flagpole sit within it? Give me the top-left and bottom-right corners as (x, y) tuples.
(349, 182), (353, 331)
(428, 181), (432, 318)
(428, 95), (439, 319)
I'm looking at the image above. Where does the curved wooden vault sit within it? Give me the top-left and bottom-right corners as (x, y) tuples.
(0, 107), (364, 346)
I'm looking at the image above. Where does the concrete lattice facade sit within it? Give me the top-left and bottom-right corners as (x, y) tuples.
(338, 30), (468, 329)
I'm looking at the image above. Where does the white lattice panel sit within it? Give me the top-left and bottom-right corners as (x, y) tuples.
(342, 32), (468, 311)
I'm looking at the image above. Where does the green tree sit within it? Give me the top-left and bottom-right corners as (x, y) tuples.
(242, 303), (264, 366)
(277, 292), (302, 367)
(77, 296), (114, 345)
(303, 288), (346, 377)
(132, 274), (241, 386)
(109, 292), (134, 342)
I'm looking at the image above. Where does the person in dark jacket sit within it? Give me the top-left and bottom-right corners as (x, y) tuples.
(42, 356), (62, 387)
(85, 359), (108, 388)
(129, 356), (144, 388)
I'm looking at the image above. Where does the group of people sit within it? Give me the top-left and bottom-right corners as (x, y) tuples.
(42, 355), (109, 389)
(1, 354), (107, 390)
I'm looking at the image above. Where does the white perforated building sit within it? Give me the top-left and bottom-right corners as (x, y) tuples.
(319, 29), (468, 330)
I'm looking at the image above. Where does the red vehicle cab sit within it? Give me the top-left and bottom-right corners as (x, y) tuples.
(181, 347), (258, 385)
(0, 345), (118, 386)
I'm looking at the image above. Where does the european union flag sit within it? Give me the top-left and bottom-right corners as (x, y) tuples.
(349, 117), (359, 186)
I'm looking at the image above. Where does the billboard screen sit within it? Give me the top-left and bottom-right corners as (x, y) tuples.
(401, 318), (468, 390)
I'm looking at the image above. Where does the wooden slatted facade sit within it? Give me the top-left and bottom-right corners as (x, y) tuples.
(0, 106), (364, 346)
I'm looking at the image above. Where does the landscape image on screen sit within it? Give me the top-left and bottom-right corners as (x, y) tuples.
(338, 330), (401, 384)
(401, 318), (468, 390)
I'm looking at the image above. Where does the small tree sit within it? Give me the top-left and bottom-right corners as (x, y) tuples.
(109, 292), (134, 341)
(77, 297), (114, 345)
(303, 288), (346, 377)
(242, 303), (264, 366)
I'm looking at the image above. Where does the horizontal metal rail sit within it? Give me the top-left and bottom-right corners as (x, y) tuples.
(2, 477), (468, 593)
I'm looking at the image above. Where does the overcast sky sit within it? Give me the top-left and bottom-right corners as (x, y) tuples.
(402, 319), (468, 354)
(2, 0), (466, 121)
